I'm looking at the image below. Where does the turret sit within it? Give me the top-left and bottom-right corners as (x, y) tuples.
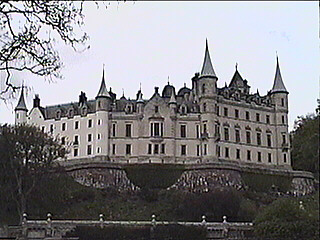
(96, 67), (112, 111)
(169, 88), (177, 115)
(270, 56), (290, 166)
(270, 56), (289, 110)
(136, 89), (144, 113)
(196, 39), (218, 98)
(15, 87), (28, 124)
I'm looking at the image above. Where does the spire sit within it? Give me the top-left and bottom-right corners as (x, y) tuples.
(200, 39), (217, 77)
(137, 88), (143, 103)
(15, 86), (28, 111)
(96, 66), (111, 98)
(271, 56), (288, 94)
(169, 89), (177, 104)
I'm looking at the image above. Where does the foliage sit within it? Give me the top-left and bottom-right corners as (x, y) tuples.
(0, 123), (66, 223)
(124, 164), (185, 190)
(254, 192), (319, 240)
(291, 112), (319, 179)
(241, 172), (292, 193)
(0, 1), (91, 99)
(174, 188), (241, 222)
(65, 225), (206, 240)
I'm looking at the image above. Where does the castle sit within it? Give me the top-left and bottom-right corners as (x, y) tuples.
(14, 41), (291, 168)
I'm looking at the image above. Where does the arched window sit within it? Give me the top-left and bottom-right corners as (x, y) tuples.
(202, 83), (206, 94)
(68, 109), (74, 118)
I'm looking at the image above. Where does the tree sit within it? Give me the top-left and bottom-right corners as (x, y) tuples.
(291, 105), (319, 179)
(0, 1), (91, 100)
(0, 124), (66, 223)
(254, 194), (319, 239)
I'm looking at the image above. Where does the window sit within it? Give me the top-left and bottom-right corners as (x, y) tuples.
(17, 113), (19, 119)
(155, 106), (159, 113)
(154, 144), (159, 154)
(224, 107), (228, 117)
(74, 135), (79, 145)
(215, 124), (220, 137)
(202, 83), (205, 94)
(246, 131), (251, 144)
(112, 144), (116, 155)
(112, 123), (116, 137)
(75, 121), (79, 130)
(125, 124), (132, 137)
(282, 115), (285, 124)
(61, 137), (65, 145)
(126, 144), (131, 155)
(161, 144), (165, 154)
(268, 153), (272, 163)
(68, 109), (74, 118)
(74, 148), (78, 157)
(41, 126), (45, 132)
(257, 152), (262, 162)
(87, 145), (92, 155)
(203, 123), (207, 133)
(88, 134), (92, 142)
(267, 134), (272, 147)
(216, 145), (220, 157)
(224, 128), (229, 141)
(203, 103), (207, 112)
(282, 134), (286, 144)
(257, 133), (261, 145)
(181, 145), (186, 156)
(256, 113), (260, 122)
(180, 125), (186, 138)
(181, 106), (186, 114)
(151, 122), (163, 137)
(88, 119), (92, 128)
(216, 105), (220, 116)
(203, 144), (207, 155)
(281, 98), (284, 107)
(97, 133), (101, 140)
(97, 147), (100, 154)
(283, 153), (287, 163)
(50, 124), (54, 133)
(235, 129), (240, 143)
(266, 115), (270, 124)
(236, 149), (240, 159)
(196, 125), (200, 138)
(235, 109), (239, 118)
(225, 147), (229, 158)
(197, 145), (200, 156)
(98, 119), (101, 125)
(148, 144), (152, 154)
(247, 150), (251, 161)
(62, 123), (66, 131)
(246, 111), (250, 120)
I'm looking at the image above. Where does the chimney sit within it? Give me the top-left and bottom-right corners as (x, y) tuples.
(33, 94), (40, 108)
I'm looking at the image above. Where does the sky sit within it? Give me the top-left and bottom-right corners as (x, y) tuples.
(0, 1), (318, 130)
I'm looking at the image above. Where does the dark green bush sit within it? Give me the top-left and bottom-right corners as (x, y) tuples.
(241, 172), (292, 193)
(124, 164), (185, 190)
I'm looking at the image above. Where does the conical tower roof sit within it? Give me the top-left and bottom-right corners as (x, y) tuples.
(169, 89), (177, 104)
(15, 87), (28, 111)
(200, 39), (217, 78)
(271, 56), (288, 94)
(96, 67), (111, 98)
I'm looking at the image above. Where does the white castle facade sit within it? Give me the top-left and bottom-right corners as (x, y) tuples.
(14, 41), (291, 167)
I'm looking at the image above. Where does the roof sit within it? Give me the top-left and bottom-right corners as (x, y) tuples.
(162, 83), (176, 98)
(96, 69), (111, 98)
(15, 87), (28, 111)
(200, 39), (217, 78)
(270, 56), (288, 94)
(229, 69), (244, 88)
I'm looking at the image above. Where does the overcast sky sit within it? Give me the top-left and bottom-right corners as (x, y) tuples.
(0, 1), (318, 130)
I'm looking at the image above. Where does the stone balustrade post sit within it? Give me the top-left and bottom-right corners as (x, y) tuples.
(151, 214), (156, 226)
(201, 215), (206, 226)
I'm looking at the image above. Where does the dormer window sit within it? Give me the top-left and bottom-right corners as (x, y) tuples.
(155, 106), (159, 113)
(180, 105), (187, 114)
(125, 104), (133, 114)
(81, 106), (88, 116)
(68, 108), (74, 118)
(56, 110), (61, 120)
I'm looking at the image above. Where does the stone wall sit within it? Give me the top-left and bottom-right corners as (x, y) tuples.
(65, 161), (315, 196)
